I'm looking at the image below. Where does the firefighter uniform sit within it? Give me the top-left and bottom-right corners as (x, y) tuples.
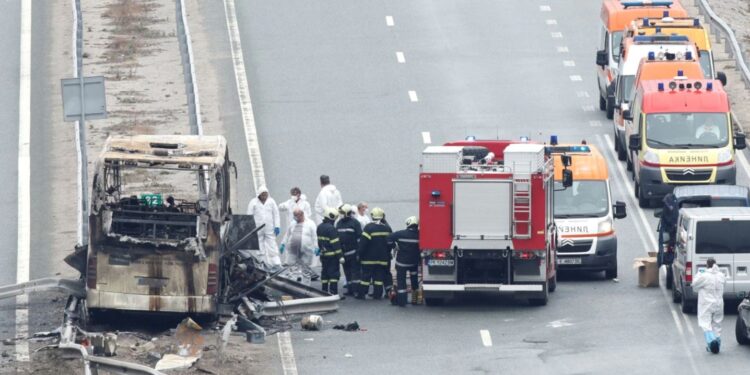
(388, 220), (420, 307)
(317, 216), (343, 294)
(357, 219), (392, 299)
(336, 214), (362, 296)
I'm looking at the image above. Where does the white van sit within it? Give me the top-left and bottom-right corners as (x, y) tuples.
(671, 207), (750, 313)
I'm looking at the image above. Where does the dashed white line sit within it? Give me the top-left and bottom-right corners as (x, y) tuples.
(582, 105), (596, 112)
(576, 91), (591, 98)
(546, 19), (557, 25)
(550, 32), (563, 39)
(15, 0), (31, 363)
(408, 91), (419, 102)
(480, 330), (493, 347)
(589, 121), (602, 127)
(569, 75), (583, 82)
(557, 46), (569, 53)
(539, 5), (551, 12)
(385, 15), (394, 26)
(396, 51), (405, 63)
(563, 60), (576, 67)
(421, 131), (432, 144)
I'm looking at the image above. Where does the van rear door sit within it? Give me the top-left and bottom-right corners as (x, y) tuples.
(693, 219), (750, 297)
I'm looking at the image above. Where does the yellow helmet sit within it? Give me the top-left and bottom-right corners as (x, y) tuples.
(324, 207), (339, 221)
(370, 207), (385, 220)
(405, 216), (419, 227)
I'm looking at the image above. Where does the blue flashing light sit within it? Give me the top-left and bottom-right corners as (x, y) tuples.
(655, 27), (662, 33)
(648, 51), (656, 60)
(677, 70), (684, 77)
(550, 135), (559, 146)
(465, 135), (476, 141)
(693, 18), (700, 27)
(621, 1), (673, 8)
(706, 82), (713, 91)
(686, 51), (693, 60)
(633, 35), (689, 43)
(658, 82), (665, 91)
(663, 11), (669, 18)
(642, 18), (649, 27)
(431, 190), (441, 198)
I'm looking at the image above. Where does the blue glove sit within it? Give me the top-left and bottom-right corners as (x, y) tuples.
(274, 227), (281, 236)
(279, 244), (285, 254)
(315, 248), (321, 256)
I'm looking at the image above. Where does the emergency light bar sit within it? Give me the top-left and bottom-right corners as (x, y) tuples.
(632, 35), (689, 43)
(621, 1), (673, 9)
(547, 145), (591, 154)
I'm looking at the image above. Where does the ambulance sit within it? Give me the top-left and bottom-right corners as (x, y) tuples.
(624, 78), (747, 207)
(613, 52), (704, 161)
(549, 141), (626, 279)
(597, 0), (688, 119)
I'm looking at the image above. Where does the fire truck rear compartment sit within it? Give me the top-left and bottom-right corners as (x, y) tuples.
(457, 250), (510, 284)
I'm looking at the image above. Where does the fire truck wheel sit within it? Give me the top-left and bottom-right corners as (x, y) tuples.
(528, 284), (549, 306)
(605, 266), (617, 279)
(548, 274), (557, 293)
(424, 298), (444, 306)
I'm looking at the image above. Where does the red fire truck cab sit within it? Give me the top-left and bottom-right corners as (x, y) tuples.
(419, 140), (559, 306)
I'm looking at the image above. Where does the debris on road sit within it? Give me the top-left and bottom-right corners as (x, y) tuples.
(633, 252), (659, 288)
(155, 353), (200, 371)
(301, 315), (323, 331)
(333, 322), (361, 332)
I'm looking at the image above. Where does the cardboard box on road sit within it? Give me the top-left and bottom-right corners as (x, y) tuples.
(633, 252), (659, 288)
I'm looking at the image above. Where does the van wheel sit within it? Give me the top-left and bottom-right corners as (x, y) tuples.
(605, 266), (618, 279)
(529, 283), (549, 306)
(672, 281), (681, 303)
(600, 95), (607, 111)
(549, 274), (557, 293)
(626, 153), (633, 171)
(606, 97), (615, 119)
(617, 142), (627, 161)
(680, 286), (695, 314)
(635, 182), (650, 208)
(736, 318), (750, 345)
(666, 265), (674, 290)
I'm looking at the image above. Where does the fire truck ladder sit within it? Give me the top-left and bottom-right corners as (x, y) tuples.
(512, 174), (532, 239)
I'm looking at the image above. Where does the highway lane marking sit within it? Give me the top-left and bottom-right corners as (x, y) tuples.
(550, 32), (563, 39)
(15, 0), (31, 363)
(422, 131), (432, 144)
(224, 0), (266, 191)
(546, 19), (557, 25)
(539, 5), (551, 12)
(576, 91), (590, 98)
(569, 75), (582, 82)
(396, 51), (405, 63)
(737, 148), (750, 179)
(277, 331), (299, 375)
(409, 90), (419, 102)
(582, 105), (595, 112)
(601, 134), (700, 375)
(479, 330), (493, 347)
(562, 60), (575, 67)
(556, 46), (569, 53)
(589, 121), (602, 127)
(385, 15), (394, 26)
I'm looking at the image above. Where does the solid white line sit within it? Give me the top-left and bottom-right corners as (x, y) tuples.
(480, 330), (493, 347)
(71, 0), (82, 246)
(16, 0), (31, 363)
(422, 131), (432, 144)
(396, 51), (405, 63)
(601, 134), (700, 375)
(224, 0), (266, 192)
(736, 149), (750, 178)
(408, 91), (419, 102)
(385, 15), (394, 26)
(180, 0), (203, 135)
(277, 332), (298, 375)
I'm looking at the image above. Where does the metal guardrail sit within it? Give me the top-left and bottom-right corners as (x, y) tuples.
(175, 0), (203, 136)
(0, 278), (84, 300)
(696, 0), (750, 88)
(260, 296), (341, 317)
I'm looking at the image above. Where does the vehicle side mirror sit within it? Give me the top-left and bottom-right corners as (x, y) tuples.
(562, 169), (573, 188)
(613, 201), (627, 219)
(654, 210), (663, 218)
(716, 71), (727, 86)
(596, 50), (608, 67)
(734, 132), (746, 150)
(561, 154), (572, 167)
(629, 134), (641, 151)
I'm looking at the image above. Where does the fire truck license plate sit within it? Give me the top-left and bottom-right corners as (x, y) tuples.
(428, 259), (455, 267)
(557, 257), (581, 265)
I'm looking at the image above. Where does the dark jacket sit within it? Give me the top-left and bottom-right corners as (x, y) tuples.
(388, 226), (420, 267)
(358, 220), (392, 264)
(336, 216), (362, 257)
(317, 219), (342, 259)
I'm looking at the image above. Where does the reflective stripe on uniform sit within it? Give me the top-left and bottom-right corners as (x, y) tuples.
(318, 236), (330, 241)
(361, 260), (388, 266)
(373, 281), (384, 286)
(362, 232), (371, 240)
(344, 250), (357, 256)
(359, 281), (371, 286)
(395, 261), (415, 267)
(370, 232), (390, 237)
(330, 238), (340, 244)
(398, 238), (419, 243)
(397, 289), (408, 294)
(337, 228), (355, 233)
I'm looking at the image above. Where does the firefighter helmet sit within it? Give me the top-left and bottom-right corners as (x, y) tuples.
(340, 203), (353, 215)
(370, 207), (385, 220)
(405, 216), (419, 227)
(324, 207), (339, 221)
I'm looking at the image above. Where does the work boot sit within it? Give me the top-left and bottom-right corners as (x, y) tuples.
(411, 289), (421, 305)
(709, 340), (720, 354)
(397, 292), (408, 307)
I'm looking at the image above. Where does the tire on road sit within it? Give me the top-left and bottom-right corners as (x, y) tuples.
(529, 283), (549, 306)
(736, 317), (750, 345)
(605, 265), (618, 279)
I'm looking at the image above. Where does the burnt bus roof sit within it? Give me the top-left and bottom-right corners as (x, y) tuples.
(99, 135), (228, 167)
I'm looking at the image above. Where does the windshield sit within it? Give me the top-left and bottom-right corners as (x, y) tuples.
(699, 51), (713, 77)
(612, 31), (623, 62)
(554, 181), (609, 218)
(619, 75), (635, 104)
(645, 113), (729, 149)
(696, 221), (750, 254)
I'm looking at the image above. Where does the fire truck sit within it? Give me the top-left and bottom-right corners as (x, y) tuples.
(419, 140), (567, 306)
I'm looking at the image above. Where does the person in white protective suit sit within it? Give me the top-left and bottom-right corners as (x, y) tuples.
(278, 186), (312, 225)
(280, 208), (317, 266)
(314, 175), (343, 225)
(692, 258), (726, 354)
(246, 186), (282, 267)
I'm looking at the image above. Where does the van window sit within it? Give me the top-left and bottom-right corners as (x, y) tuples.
(554, 181), (609, 218)
(695, 221), (750, 254)
(645, 113), (729, 149)
(618, 75), (635, 104)
(698, 51), (712, 77)
(612, 31), (623, 62)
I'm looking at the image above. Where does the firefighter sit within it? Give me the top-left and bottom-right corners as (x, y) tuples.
(336, 204), (362, 296)
(357, 207), (392, 300)
(317, 207), (343, 295)
(388, 216), (420, 307)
